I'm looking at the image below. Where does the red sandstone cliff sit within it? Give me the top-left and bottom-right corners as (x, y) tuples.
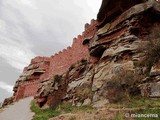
(4, 0), (160, 109)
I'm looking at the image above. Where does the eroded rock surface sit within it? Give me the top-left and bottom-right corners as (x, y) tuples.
(34, 0), (160, 108)
(7, 0), (160, 110)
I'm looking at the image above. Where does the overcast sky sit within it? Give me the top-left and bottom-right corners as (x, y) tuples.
(0, 0), (101, 102)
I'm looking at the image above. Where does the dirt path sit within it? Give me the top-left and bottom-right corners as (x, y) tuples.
(0, 97), (34, 120)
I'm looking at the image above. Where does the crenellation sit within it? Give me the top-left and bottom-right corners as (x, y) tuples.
(58, 51), (62, 54)
(51, 55), (54, 58)
(55, 53), (58, 56)
(77, 35), (82, 39)
(85, 23), (90, 31)
(67, 46), (71, 49)
(62, 49), (67, 52)
(82, 20), (97, 40)
(91, 19), (96, 24)
(13, 18), (98, 101)
(31, 56), (50, 64)
(72, 37), (78, 45)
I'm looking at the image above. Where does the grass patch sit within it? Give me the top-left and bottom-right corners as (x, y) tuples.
(31, 101), (94, 120)
(111, 109), (160, 120)
(127, 97), (160, 108)
(56, 102), (94, 113)
(113, 111), (124, 120)
(31, 97), (160, 120)
(31, 101), (60, 120)
(104, 97), (160, 109)
(134, 108), (160, 120)
(110, 97), (160, 120)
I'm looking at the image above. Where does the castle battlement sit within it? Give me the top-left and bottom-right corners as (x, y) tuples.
(84, 19), (97, 31)
(31, 56), (50, 64)
(45, 20), (97, 76)
(50, 19), (97, 60)
(14, 19), (98, 101)
(22, 19), (98, 78)
(83, 19), (97, 39)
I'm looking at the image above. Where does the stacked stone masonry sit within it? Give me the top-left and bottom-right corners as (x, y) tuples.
(14, 56), (50, 100)
(14, 19), (97, 100)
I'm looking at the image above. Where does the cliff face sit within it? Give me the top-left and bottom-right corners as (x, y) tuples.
(9, 0), (160, 108)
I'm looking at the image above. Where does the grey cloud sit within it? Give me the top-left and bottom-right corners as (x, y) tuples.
(0, 58), (20, 84)
(0, 88), (13, 102)
(0, 0), (101, 102)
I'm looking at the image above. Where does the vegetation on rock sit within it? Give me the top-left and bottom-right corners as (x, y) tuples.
(31, 100), (94, 120)
(138, 28), (160, 74)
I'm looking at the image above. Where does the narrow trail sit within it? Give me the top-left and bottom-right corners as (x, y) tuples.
(0, 97), (34, 120)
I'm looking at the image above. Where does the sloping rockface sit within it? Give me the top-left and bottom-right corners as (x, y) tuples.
(35, 0), (160, 108)
(36, 59), (94, 108)
(3, 0), (160, 108)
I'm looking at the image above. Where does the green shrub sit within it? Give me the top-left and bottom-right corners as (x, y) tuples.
(127, 97), (160, 108)
(56, 102), (94, 113)
(31, 101), (60, 120)
(31, 101), (94, 120)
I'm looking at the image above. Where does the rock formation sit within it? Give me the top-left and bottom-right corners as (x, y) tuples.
(13, 57), (50, 100)
(6, 0), (160, 109)
(2, 96), (14, 107)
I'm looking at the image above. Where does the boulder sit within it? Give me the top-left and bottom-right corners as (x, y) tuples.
(139, 81), (160, 98)
(82, 98), (92, 106)
(92, 98), (109, 108)
(2, 96), (14, 107)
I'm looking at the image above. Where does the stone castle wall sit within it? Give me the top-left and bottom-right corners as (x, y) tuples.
(14, 56), (50, 100)
(48, 19), (97, 76)
(14, 19), (97, 100)
(15, 81), (39, 100)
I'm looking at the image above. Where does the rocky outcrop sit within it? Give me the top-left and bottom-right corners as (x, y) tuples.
(35, 0), (160, 108)
(35, 73), (67, 108)
(2, 97), (14, 107)
(36, 59), (94, 108)
(13, 57), (50, 100)
(9, 0), (160, 109)
(90, 0), (160, 103)
(139, 61), (160, 97)
(97, 0), (147, 27)
(64, 59), (94, 106)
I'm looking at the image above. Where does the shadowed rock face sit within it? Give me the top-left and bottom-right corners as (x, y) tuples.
(97, 0), (147, 24)
(91, 0), (160, 58)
